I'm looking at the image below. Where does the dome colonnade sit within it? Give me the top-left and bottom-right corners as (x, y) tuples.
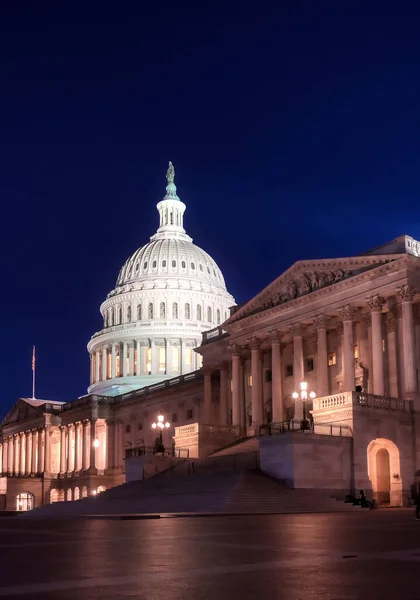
(87, 162), (235, 396)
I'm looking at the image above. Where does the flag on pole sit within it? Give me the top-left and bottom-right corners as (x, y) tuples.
(32, 346), (36, 399)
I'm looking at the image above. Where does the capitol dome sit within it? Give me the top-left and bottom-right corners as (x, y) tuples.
(87, 162), (235, 396)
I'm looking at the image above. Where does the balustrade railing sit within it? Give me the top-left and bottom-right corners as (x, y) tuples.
(313, 391), (411, 412)
(259, 420), (352, 437)
(125, 446), (190, 459)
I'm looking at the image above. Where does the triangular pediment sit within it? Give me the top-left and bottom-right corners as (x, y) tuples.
(225, 254), (406, 326)
(1, 398), (56, 427)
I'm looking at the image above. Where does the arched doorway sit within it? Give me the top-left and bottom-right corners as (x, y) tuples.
(74, 487), (80, 500)
(82, 486), (88, 498)
(66, 489), (72, 502)
(367, 438), (402, 507)
(50, 489), (59, 504)
(16, 492), (34, 511)
(97, 485), (106, 494)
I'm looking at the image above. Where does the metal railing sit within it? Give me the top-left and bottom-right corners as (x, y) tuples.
(259, 420), (352, 437)
(125, 446), (190, 459)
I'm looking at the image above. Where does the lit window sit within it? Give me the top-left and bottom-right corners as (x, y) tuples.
(354, 345), (359, 359)
(172, 302), (178, 318)
(116, 350), (120, 376)
(107, 352), (111, 379)
(185, 303), (191, 319)
(172, 347), (180, 372)
(186, 348), (193, 367)
(248, 375), (253, 387)
(146, 347), (152, 373)
(148, 303), (153, 319)
(160, 302), (166, 318)
(382, 339), (386, 352)
(216, 309), (221, 324)
(197, 305), (202, 320)
(158, 347), (166, 373)
(207, 307), (212, 322)
(198, 355), (203, 368)
(16, 492), (33, 512)
(285, 364), (293, 377)
(328, 352), (337, 366)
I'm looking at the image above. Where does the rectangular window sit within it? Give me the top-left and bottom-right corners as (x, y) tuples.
(304, 358), (314, 372)
(186, 409), (193, 420)
(328, 352), (337, 366)
(158, 347), (166, 373)
(125, 424), (131, 434)
(186, 348), (193, 367)
(138, 422), (143, 431)
(354, 345), (359, 359)
(172, 413), (177, 423)
(247, 375), (253, 387)
(285, 364), (293, 377)
(265, 370), (272, 382)
(146, 348), (152, 374)
(172, 346), (180, 372)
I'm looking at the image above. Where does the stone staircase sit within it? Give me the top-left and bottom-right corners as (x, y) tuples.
(208, 436), (260, 457)
(25, 468), (360, 518)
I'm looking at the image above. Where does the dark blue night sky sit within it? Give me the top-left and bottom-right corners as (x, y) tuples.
(1, 1), (420, 411)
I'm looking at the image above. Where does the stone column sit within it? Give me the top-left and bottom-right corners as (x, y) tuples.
(13, 435), (18, 475)
(367, 295), (386, 396)
(315, 315), (329, 397)
(19, 433), (25, 474)
(180, 339), (186, 374)
(102, 346), (107, 380)
(106, 420), (115, 470)
(7, 437), (12, 473)
(140, 343), (147, 375)
(60, 426), (67, 474)
(203, 367), (212, 423)
(25, 431), (32, 475)
(122, 342), (128, 376)
(44, 423), (51, 475)
(136, 340), (141, 375)
(95, 350), (101, 383)
(37, 429), (43, 473)
(230, 344), (242, 428)
(249, 337), (263, 429)
(339, 305), (356, 392)
(74, 423), (80, 472)
(82, 421), (88, 470)
(386, 315), (398, 398)
(113, 420), (121, 468)
(269, 331), (284, 423)
(31, 430), (37, 474)
(397, 285), (417, 398)
(292, 324), (304, 420)
(150, 339), (157, 375)
(218, 362), (229, 426)
(128, 342), (135, 376)
(166, 338), (172, 375)
(111, 344), (117, 378)
(2, 439), (7, 474)
(90, 354), (94, 385)
(66, 425), (72, 473)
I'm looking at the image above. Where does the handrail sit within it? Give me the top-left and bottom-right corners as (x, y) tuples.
(259, 420), (352, 437)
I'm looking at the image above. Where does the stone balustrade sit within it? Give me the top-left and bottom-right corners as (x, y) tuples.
(313, 391), (411, 412)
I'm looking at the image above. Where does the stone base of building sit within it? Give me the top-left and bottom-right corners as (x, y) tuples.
(173, 423), (244, 458)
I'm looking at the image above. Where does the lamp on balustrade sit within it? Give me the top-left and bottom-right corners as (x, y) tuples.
(151, 415), (170, 444)
(292, 381), (316, 431)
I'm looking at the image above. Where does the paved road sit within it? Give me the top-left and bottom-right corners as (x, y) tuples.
(0, 510), (419, 599)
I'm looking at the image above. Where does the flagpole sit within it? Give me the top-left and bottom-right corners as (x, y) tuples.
(32, 346), (36, 399)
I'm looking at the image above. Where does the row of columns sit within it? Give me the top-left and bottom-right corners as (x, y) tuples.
(91, 339), (201, 384)
(0, 418), (99, 476)
(223, 286), (418, 430)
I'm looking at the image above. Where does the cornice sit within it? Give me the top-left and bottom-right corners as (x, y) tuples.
(226, 255), (409, 331)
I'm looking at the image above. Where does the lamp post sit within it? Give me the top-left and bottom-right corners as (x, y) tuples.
(151, 415), (170, 448)
(292, 381), (316, 430)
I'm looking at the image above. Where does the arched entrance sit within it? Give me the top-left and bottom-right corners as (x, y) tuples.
(367, 438), (402, 507)
(50, 489), (59, 504)
(16, 492), (34, 511)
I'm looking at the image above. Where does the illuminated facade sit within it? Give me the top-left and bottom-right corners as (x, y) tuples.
(87, 162), (235, 396)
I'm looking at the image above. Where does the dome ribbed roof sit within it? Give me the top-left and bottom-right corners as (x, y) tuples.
(116, 238), (227, 290)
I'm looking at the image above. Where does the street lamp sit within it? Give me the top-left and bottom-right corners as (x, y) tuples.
(292, 381), (316, 430)
(151, 415), (170, 444)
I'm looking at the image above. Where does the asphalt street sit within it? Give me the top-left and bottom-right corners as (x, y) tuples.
(0, 510), (419, 599)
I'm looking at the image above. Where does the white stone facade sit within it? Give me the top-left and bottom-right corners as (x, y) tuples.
(87, 163), (235, 396)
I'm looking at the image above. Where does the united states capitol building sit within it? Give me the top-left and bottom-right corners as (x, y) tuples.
(1, 164), (420, 513)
